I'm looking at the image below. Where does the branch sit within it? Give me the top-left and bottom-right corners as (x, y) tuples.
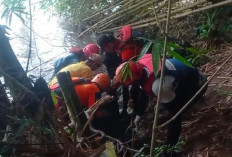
(150, 0), (172, 156)
(158, 53), (232, 128)
(25, 0), (32, 74)
(83, 0), (127, 21)
(100, 0), (210, 32)
(89, 124), (138, 153)
(78, 0), (156, 37)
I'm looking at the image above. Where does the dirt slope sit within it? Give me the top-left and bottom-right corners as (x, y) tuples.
(181, 43), (232, 157)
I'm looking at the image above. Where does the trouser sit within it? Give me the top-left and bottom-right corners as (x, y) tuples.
(122, 86), (129, 113)
(130, 85), (149, 116)
(162, 83), (208, 147)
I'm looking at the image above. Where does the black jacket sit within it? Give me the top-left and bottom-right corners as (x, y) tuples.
(102, 52), (121, 79)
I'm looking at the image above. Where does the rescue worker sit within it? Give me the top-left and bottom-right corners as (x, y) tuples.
(116, 25), (145, 61)
(50, 73), (123, 139)
(53, 44), (100, 75)
(50, 73), (111, 108)
(116, 25), (147, 115)
(115, 54), (208, 156)
(49, 53), (103, 86)
(97, 34), (121, 79)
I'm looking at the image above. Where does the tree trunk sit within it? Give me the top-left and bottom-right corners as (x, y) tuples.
(0, 26), (33, 101)
(0, 80), (10, 130)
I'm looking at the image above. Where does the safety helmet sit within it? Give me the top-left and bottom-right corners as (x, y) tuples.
(83, 44), (100, 57)
(115, 62), (143, 86)
(120, 25), (132, 42)
(92, 73), (110, 91)
(70, 47), (82, 53)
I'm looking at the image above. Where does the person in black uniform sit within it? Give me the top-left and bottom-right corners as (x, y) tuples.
(97, 34), (121, 79)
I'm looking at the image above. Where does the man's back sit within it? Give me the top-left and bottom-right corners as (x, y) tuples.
(49, 62), (92, 86)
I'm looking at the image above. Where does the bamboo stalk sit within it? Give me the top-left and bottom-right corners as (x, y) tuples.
(150, 0), (171, 156)
(133, 0), (232, 29)
(130, 0), (207, 27)
(25, 0), (32, 74)
(78, 0), (155, 37)
(101, 0), (208, 32)
(102, 0), (230, 32)
(97, 0), (163, 30)
(125, 0), (173, 24)
(57, 72), (87, 130)
(158, 53), (232, 129)
(83, 0), (127, 21)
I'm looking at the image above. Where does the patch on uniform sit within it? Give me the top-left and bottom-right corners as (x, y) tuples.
(165, 60), (176, 70)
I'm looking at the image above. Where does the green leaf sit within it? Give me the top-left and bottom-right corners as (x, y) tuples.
(128, 66), (132, 79)
(167, 42), (182, 49)
(51, 91), (59, 105)
(137, 41), (152, 60)
(133, 146), (145, 157)
(8, 11), (13, 25)
(167, 47), (194, 68)
(1, 8), (9, 19)
(123, 64), (130, 81)
(187, 47), (214, 54)
(152, 42), (161, 76)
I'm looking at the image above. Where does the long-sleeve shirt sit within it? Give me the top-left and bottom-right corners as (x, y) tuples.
(102, 52), (121, 79)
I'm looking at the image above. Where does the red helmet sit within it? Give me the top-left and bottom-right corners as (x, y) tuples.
(70, 47), (81, 53)
(120, 25), (132, 42)
(83, 44), (100, 57)
(115, 62), (143, 86)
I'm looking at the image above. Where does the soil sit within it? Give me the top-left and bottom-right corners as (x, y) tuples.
(180, 43), (232, 157)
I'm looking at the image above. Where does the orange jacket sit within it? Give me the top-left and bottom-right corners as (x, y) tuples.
(50, 78), (100, 109)
(74, 83), (100, 108)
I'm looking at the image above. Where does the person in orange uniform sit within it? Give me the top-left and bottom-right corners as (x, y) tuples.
(50, 73), (111, 109)
(73, 73), (110, 108)
(50, 73), (124, 138)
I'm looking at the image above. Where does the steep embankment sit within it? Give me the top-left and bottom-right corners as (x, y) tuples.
(182, 43), (232, 157)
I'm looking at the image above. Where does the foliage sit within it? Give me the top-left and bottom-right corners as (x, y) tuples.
(40, 0), (116, 23)
(197, 9), (218, 39)
(134, 140), (185, 157)
(185, 47), (212, 66)
(216, 89), (232, 96)
(117, 62), (132, 83)
(117, 37), (213, 82)
(0, 117), (53, 155)
(51, 90), (60, 105)
(197, 6), (232, 41)
(1, 0), (27, 25)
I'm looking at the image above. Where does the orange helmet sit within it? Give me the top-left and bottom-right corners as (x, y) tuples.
(115, 62), (143, 86)
(83, 44), (100, 57)
(92, 73), (110, 91)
